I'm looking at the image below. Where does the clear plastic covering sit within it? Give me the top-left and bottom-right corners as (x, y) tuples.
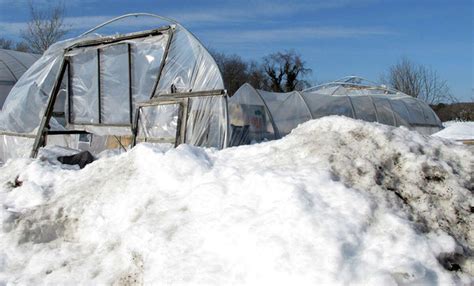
(0, 16), (225, 161)
(228, 84), (276, 146)
(69, 48), (100, 124)
(185, 96), (227, 148)
(0, 49), (63, 133)
(304, 76), (443, 131)
(0, 34), (100, 135)
(100, 44), (130, 124)
(0, 135), (35, 162)
(131, 35), (168, 115)
(65, 34), (169, 130)
(301, 92), (354, 119)
(257, 89), (312, 136)
(372, 96), (395, 126)
(0, 49), (40, 110)
(350, 96), (377, 122)
(155, 26), (224, 95)
(229, 81), (443, 146)
(137, 104), (179, 143)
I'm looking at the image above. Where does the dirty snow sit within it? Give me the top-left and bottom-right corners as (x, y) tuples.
(433, 121), (474, 141)
(0, 116), (472, 285)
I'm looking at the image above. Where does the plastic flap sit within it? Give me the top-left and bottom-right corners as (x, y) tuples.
(185, 96), (226, 148)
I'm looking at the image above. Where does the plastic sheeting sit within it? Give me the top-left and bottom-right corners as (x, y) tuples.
(257, 89), (312, 137)
(185, 96), (227, 148)
(0, 35), (99, 135)
(0, 50), (63, 133)
(0, 135), (35, 162)
(0, 18), (226, 161)
(0, 133), (80, 163)
(70, 48), (100, 124)
(0, 49), (40, 110)
(155, 26), (224, 95)
(302, 92), (354, 119)
(100, 44), (130, 124)
(229, 83), (443, 146)
(0, 21), (223, 146)
(350, 96), (377, 122)
(228, 84), (276, 146)
(137, 104), (179, 143)
(131, 35), (168, 115)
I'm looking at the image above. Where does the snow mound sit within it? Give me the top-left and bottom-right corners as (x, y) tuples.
(0, 116), (472, 285)
(433, 121), (474, 141)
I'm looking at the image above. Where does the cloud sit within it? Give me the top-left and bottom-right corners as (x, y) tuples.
(201, 26), (394, 45)
(0, 0), (383, 40)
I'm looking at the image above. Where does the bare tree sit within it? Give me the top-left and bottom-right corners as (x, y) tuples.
(262, 50), (311, 92)
(21, 1), (68, 54)
(0, 37), (32, 52)
(211, 51), (268, 95)
(212, 51), (249, 95)
(0, 38), (14, 50)
(14, 42), (31, 52)
(247, 60), (268, 90)
(382, 57), (454, 104)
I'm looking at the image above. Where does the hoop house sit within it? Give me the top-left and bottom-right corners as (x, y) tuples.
(0, 49), (40, 109)
(0, 14), (227, 162)
(228, 78), (442, 146)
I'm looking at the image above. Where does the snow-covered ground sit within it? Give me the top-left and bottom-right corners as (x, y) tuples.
(0, 116), (472, 285)
(433, 121), (474, 141)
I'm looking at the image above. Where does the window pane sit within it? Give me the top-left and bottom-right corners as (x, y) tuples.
(70, 49), (99, 124)
(101, 44), (130, 125)
(137, 104), (179, 143)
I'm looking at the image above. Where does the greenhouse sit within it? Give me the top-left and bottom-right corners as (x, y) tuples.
(227, 77), (443, 146)
(0, 14), (443, 163)
(0, 48), (40, 109)
(0, 13), (227, 162)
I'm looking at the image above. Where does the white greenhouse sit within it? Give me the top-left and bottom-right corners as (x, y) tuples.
(0, 48), (40, 109)
(228, 77), (442, 146)
(0, 14), (443, 163)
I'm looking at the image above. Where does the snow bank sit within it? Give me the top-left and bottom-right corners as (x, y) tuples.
(0, 116), (472, 285)
(433, 121), (474, 141)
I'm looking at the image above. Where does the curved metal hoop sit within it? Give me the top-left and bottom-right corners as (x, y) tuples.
(79, 13), (180, 37)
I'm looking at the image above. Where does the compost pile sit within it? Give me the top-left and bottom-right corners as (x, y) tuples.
(0, 116), (472, 285)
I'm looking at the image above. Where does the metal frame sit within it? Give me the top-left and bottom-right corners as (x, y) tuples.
(295, 91), (314, 118)
(253, 88), (281, 139)
(67, 31), (173, 127)
(128, 43), (133, 124)
(31, 27), (175, 158)
(31, 57), (69, 158)
(132, 99), (186, 147)
(0, 13), (230, 160)
(97, 49), (102, 123)
(71, 26), (171, 50)
(132, 89), (226, 148)
(223, 95), (230, 149)
(304, 76), (401, 95)
(150, 27), (175, 98)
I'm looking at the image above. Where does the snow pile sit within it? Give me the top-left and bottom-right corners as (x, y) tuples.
(0, 116), (472, 285)
(433, 121), (474, 141)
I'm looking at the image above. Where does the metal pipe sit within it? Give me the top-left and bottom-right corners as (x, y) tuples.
(79, 13), (179, 37)
(97, 49), (102, 123)
(30, 58), (68, 158)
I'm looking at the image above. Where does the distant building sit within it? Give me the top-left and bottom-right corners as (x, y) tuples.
(0, 48), (40, 109)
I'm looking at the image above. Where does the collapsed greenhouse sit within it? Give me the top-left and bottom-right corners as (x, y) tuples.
(0, 14), (443, 163)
